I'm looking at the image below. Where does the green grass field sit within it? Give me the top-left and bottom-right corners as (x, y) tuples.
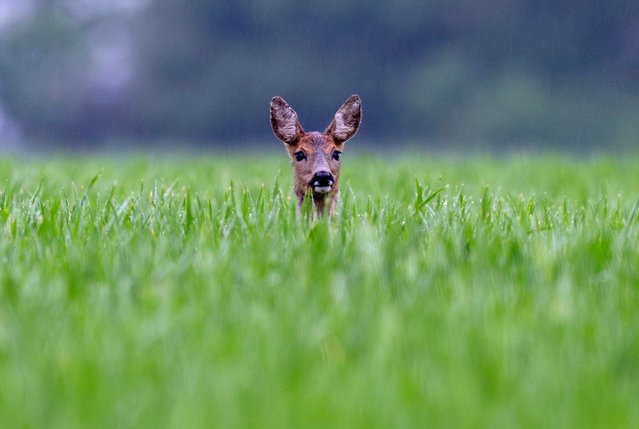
(1, 153), (638, 428)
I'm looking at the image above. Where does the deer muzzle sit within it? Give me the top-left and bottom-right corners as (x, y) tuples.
(310, 171), (334, 194)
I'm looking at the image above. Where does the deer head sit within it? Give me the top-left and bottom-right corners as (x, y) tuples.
(270, 94), (361, 215)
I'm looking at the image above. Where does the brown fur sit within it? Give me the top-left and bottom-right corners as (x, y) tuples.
(270, 95), (361, 216)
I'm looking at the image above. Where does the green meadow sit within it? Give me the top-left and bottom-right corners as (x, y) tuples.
(0, 153), (638, 428)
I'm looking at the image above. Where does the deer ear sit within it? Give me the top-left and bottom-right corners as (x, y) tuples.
(271, 96), (304, 144)
(326, 94), (361, 143)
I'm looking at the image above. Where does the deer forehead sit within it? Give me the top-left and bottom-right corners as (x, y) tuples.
(290, 132), (342, 154)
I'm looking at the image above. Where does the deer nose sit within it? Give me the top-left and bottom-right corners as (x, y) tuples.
(311, 171), (334, 186)
(310, 171), (334, 193)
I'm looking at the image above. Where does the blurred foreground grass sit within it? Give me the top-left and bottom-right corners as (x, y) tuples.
(0, 153), (638, 428)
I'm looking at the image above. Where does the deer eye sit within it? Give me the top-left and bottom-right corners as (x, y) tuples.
(332, 150), (341, 161)
(294, 151), (306, 162)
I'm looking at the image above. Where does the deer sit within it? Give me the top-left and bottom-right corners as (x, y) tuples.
(270, 94), (361, 216)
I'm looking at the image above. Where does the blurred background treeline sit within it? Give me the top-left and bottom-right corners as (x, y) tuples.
(0, 0), (638, 151)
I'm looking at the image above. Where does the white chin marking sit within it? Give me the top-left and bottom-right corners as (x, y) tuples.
(313, 186), (332, 194)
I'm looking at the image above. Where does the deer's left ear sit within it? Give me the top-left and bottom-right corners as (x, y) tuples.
(326, 94), (361, 143)
(271, 96), (304, 144)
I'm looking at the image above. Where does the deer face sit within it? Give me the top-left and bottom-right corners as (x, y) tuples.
(270, 95), (361, 214)
(287, 132), (341, 196)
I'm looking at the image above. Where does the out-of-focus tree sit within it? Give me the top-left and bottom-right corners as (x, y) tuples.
(0, 1), (89, 141)
(1, 0), (638, 148)
(0, 0), (143, 143)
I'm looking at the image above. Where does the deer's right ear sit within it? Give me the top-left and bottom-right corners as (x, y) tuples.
(326, 94), (361, 143)
(270, 96), (304, 144)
